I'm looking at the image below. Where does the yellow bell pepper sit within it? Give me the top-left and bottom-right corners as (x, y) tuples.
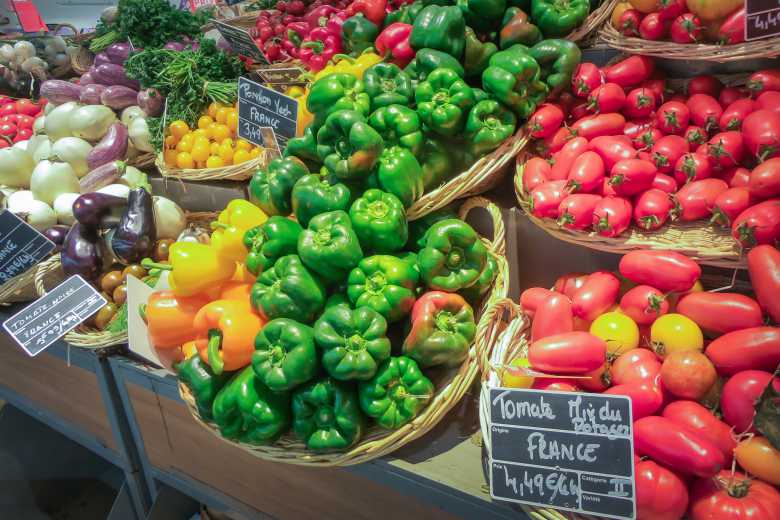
(312, 51), (382, 81)
(211, 200), (268, 263)
(141, 242), (235, 297)
(286, 85), (314, 136)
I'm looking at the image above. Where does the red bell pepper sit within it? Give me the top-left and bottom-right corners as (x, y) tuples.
(305, 5), (340, 29)
(326, 11), (349, 38)
(375, 23), (414, 68)
(300, 26), (343, 71)
(346, 0), (387, 26)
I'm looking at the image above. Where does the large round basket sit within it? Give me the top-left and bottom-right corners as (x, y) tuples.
(566, 0), (619, 45)
(514, 151), (745, 269)
(179, 196), (510, 466)
(600, 22), (780, 63)
(155, 152), (268, 182)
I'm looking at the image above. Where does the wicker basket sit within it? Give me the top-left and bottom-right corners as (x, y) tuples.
(0, 259), (64, 305)
(179, 196), (510, 466)
(566, 0), (619, 45)
(155, 152), (268, 182)
(600, 22), (780, 63)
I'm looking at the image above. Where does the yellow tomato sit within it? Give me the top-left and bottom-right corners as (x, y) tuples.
(206, 155), (224, 168)
(169, 120), (190, 139)
(164, 135), (178, 148)
(175, 135), (194, 153)
(220, 137), (234, 147)
(163, 148), (177, 166)
(236, 138), (252, 151)
(501, 357), (534, 389)
(176, 152), (194, 169)
(226, 109), (238, 133)
(195, 160), (206, 169)
(207, 102), (220, 118)
(734, 436), (780, 485)
(197, 115), (214, 130)
(215, 107), (228, 124)
(210, 142), (220, 155)
(192, 128), (209, 140)
(650, 313), (704, 358)
(233, 149), (251, 164)
(194, 136), (210, 148)
(611, 2), (632, 27)
(249, 147), (261, 159)
(191, 142), (210, 162)
(628, 0), (659, 13)
(211, 124), (230, 143)
(590, 311), (639, 357)
(218, 144), (234, 164)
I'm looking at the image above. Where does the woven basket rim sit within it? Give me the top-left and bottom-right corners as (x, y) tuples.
(178, 196), (510, 467)
(156, 152), (267, 182)
(567, 0), (619, 44)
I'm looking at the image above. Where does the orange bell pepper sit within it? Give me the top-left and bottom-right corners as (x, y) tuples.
(193, 299), (264, 374)
(219, 281), (253, 301)
(143, 291), (211, 349)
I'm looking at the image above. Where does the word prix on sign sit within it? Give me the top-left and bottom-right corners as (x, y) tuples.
(212, 20), (268, 64)
(489, 388), (636, 520)
(746, 0), (780, 40)
(2, 276), (107, 357)
(238, 76), (298, 151)
(0, 210), (55, 287)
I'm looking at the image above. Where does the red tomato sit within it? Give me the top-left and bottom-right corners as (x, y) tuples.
(711, 187), (753, 227)
(566, 151), (605, 193)
(687, 74), (724, 98)
(15, 114), (34, 131)
(0, 104), (16, 117)
(725, 166), (751, 188)
(623, 87), (656, 118)
(689, 470), (780, 520)
(522, 157), (550, 192)
(705, 131), (745, 169)
(639, 12), (668, 40)
(634, 416), (725, 477)
(674, 178), (729, 221)
(587, 82), (625, 114)
(592, 196), (633, 237)
(747, 69), (780, 96)
(549, 137), (589, 180)
(557, 194), (602, 229)
(14, 99), (38, 116)
(652, 135), (689, 174)
(569, 100), (590, 122)
(719, 98), (756, 131)
(539, 126), (574, 156)
(610, 158), (657, 196)
(0, 122), (17, 137)
(529, 180), (569, 218)
(571, 271), (621, 321)
(612, 348), (662, 385)
(553, 273), (588, 298)
(519, 287), (555, 318)
(742, 109), (780, 160)
(624, 118), (654, 140)
(719, 86), (746, 107)
(721, 369), (774, 433)
(579, 362), (611, 392)
(589, 135), (637, 171)
(619, 250), (701, 292)
(634, 128), (663, 151)
(755, 90), (780, 114)
(670, 13), (703, 43)
(657, 101), (690, 134)
(635, 459), (689, 520)
(13, 129), (31, 142)
(652, 172), (679, 193)
(662, 400), (736, 462)
(641, 78), (666, 105)
(618, 9), (643, 36)
(660, 350), (717, 399)
(605, 381), (663, 418)
(571, 62), (605, 98)
(633, 188), (672, 230)
(731, 198), (780, 247)
(621, 284), (669, 324)
(674, 152), (712, 185)
(706, 326), (780, 375)
(531, 378), (579, 392)
(528, 332), (607, 374)
(604, 55), (655, 87)
(677, 291), (764, 334)
(747, 245), (780, 323)
(531, 293), (574, 342)
(571, 113), (626, 140)
(687, 93), (723, 131)
(528, 103), (564, 138)
(748, 157), (780, 199)
(684, 125), (708, 148)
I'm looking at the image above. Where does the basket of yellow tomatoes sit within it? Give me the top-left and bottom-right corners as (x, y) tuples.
(157, 101), (269, 181)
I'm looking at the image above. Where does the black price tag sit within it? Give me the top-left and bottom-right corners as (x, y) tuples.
(489, 388), (636, 520)
(746, 0), (780, 40)
(2, 275), (107, 357)
(256, 66), (308, 86)
(213, 19), (268, 64)
(0, 210), (55, 288)
(237, 76), (298, 152)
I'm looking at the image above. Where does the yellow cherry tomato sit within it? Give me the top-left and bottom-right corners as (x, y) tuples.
(206, 155), (224, 168)
(233, 149), (251, 164)
(249, 147), (261, 159)
(735, 436), (780, 485)
(226, 109), (238, 133)
(220, 137), (235, 147)
(215, 107), (228, 124)
(207, 102), (220, 118)
(192, 128), (209, 140)
(501, 357), (535, 389)
(197, 115), (214, 130)
(175, 135), (194, 153)
(191, 142), (210, 162)
(590, 311), (639, 357)
(163, 148), (178, 166)
(236, 138), (252, 151)
(164, 135), (178, 148)
(218, 144), (234, 164)
(176, 152), (194, 169)
(210, 142), (220, 155)
(211, 124), (230, 143)
(650, 313), (704, 358)
(169, 120), (190, 139)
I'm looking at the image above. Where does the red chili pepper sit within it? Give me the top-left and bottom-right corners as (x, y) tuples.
(346, 0), (387, 26)
(375, 23), (414, 68)
(299, 27), (343, 72)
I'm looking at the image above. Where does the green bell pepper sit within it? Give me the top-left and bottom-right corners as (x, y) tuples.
(364, 63), (414, 110)
(307, 73), (370, 125)
(251, 254), (326, 323)
(459, 253), (497, 301)
(531, 0), (589, 37)
(358, 356), (434, 429)
(314, 305), (391, 381)
(243, 217), (303, 276)
(528, 38), (582, 95)
(349, 189), (408, 253)
(212, 367), (290, 444)
(347, 254), (419, 322)
(298, 210), (363, 284)
(374, 146), (425, 208)
(457, 0), (506, 33)
(342, 14), (380, 55)
(292, 377), (364, 451)
(402, 291), (476, 368)
(284, 127), (321, 171)
(316, 110), (383, 181)
(482, 44), (548, 119)
(384, 1), (424, 25)
(418, 218), (488, 291)
(418, 136), (455, 191)
(325, 292), (351, 309)
(499, 8), (542, 48)
(291, 169), (354, 228)
(177, 355), (232, 420)
(248, 156), (309, 216)
(472, 87), (490, 103)
(415, 67), (476, 136)
(252, 318), (318, 392)
(368, 104), (423, 157)
(463, 26), (497, 79)
(410, 5), (466, 60)
(465, 99), (517, 157)
(406, 204), (458, 251)
(404, 48), (464, 81)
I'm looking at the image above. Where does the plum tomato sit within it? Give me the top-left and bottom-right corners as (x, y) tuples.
(611, 348), (661, 385)
(720, 369), (774, 433)
(620, 284), (669, 325)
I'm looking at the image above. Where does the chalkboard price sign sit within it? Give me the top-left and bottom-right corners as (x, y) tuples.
(2, 275), (107, 357)
(0, 210), (55, 288)
(213, 20), (268, 64)
(237, 76), (298, 151)
(746, 0), (780, 40)
(489, 388), (636, 520)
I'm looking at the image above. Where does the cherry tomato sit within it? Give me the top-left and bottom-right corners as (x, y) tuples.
(610, 158), (657, 196)
(742, 109), (780, 160)
(674, 152), (712, 185)
(725, 166), (751, 188)
(557, 193), (602, 229)
(735, 437), (780, 485)
(634, 416), (726, 477)
(684, 125), (708, 148)
(528, 332), (607, 374)
(618, 8), (643, 36)
(571, 113), (626, 140)
(531, 293), (574, 342)
(731, 198), (780, 247)
(635, 459), (689, 520)
(639, 12), (668, 40)
(589, 311), (639, 355)
(656, 101), (690, 134)
(748, 156), (780, 199)
(670, 13), (703, 43)
(711, 187), (753, 227)
(747, 245), (780, 324)
(652, 172), (679, 193)
(650, 313), (704, 358)
(571, 62), (604, 98)
(566, 151), (605, 193)
(587, 82), (626, 113)
(687, 74), (724, 98)
(589, 135), (637, 171)
(706, 326), (780, 375)
(623, 87), (656, 118)
(519, 287), (555, 318)
(604, 56), (655, 87)
(501, 357), (535, 388)
(550, 137), (589, 180)
(528, 180), (569, 218)
(674, 178), (729, 221)
(0, 122), (17, 136)
(689, 470), (780, 520)
(660, 349), (717, 399)
(641, 78), (666, 105)
(14, 98), (38, 116)
(528, 103), (564, 139)
(755, 90), (780, 114)
(652, 135), (689, 174)
(522, 157), (551, 192)
(553, 273), (588, 298)
(612, 348), (662, 385)
(677, 291), (764, 335)
(721, 369), (775, 433)
(719, 86), (745, 107)
(592, 196), (632, 237)
(620, 284), (668, 325)
(747, 69), (780, 96)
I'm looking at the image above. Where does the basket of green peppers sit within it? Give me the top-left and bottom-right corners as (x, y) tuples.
(177, 196), (508, 466)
